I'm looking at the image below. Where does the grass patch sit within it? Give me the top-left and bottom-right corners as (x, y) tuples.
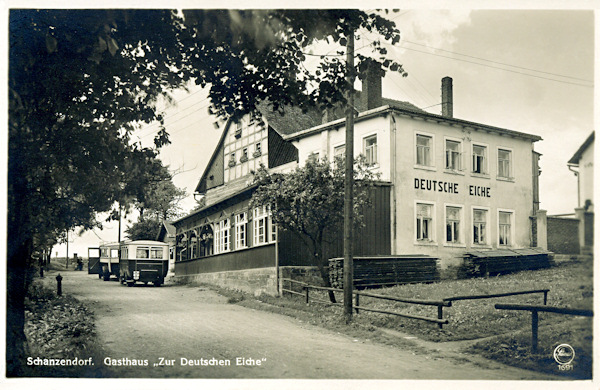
(23, 278), (113, 377)
(205, 257), (592, 378)
(467, 316), (592, 379)
(352, 258), (592, 342)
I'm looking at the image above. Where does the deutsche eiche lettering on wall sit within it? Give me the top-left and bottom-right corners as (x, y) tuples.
(414, 178), (491, 198)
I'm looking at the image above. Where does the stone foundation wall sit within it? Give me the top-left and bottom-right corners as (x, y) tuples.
(172, 267), (279, 296)
(171, 265), (322, 297)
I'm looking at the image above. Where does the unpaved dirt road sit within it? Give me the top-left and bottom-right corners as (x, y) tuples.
(57, 269), (561, 380)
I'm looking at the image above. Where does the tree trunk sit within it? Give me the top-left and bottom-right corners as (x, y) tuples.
(6, 239), (31, 377)
(314, 246), (336, 304)
(7, 146), (32, 376)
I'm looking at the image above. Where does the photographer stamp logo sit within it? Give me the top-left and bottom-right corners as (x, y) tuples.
(553, 344), (575, 370)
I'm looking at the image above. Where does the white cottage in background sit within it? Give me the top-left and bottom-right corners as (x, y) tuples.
(567, 131), (594, 255)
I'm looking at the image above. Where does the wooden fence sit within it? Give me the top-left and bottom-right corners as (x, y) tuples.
(281, 278), (449, 326)
(282, 279), (553, 330)
(495, 303), (593, 353)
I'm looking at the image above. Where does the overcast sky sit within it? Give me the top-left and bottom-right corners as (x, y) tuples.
(54, 8), (595, 258)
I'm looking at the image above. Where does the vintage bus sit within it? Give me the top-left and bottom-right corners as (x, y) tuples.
(99, 242), (120, 281)
(88, 247), (101, 275)
(119, 240), (169, 287)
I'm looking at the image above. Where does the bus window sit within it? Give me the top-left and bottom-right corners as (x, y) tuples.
(136, 247), (149, 259)
(150, 247), (163, 259)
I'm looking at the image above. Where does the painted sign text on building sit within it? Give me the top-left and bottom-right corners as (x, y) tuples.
(414, 178), (491, 198)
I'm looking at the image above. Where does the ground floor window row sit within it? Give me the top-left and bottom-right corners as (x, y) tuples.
(175, 206), (277, 261)
(415, 201), (515, 247)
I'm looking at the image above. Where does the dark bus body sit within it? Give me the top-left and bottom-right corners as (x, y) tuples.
(88, 247), (101, 275)
(119, 240), (169, 287)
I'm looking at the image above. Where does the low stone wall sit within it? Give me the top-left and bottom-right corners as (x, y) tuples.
(171, 265), (322, 297)
(172, 267), (279, 296)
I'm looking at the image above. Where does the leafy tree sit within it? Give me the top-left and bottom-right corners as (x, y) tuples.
(8, 9), (405, 375)
(180, 10), (406, 120)
(126, 162), (187, 240)
(132, 164), (187, 222)
(250, 157), (379, 302)
(8, 10), (190, 375)
(125, 218), (163, 241)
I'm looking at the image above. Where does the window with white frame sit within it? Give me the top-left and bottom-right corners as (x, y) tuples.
(214, 219), (230, 254)
(235, 212), (247, 249)
(445, 206), (461, 243)
(473, 209), (488, 244)
(472, 144), (487, 174)
(253, 206), (269, 245)
(416, 203), (433, 241)
(333, 144), (345, 160)
(498, 148), (512, 179)
(364, 134), (378, 166)
(234, 120), (242, 138)
(445, 140), (461, 170)
(499, 211), (513, 246)
(416, 134), (432, 166)
(271, 220), (277, 242)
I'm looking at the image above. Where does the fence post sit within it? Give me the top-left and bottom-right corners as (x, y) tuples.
(304, 286), (309, 304)
(438, 305), (444, 329)
(543, 291), (548, 305)
(56, 273), (63, 296)
(531, 310), (539, 353)
(354, 293), (360, 314)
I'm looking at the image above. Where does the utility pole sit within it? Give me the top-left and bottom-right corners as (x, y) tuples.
(65, 229), (69, 269)
(343, 29), (355, 323)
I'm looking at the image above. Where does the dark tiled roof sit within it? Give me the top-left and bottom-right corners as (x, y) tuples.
(257, 101), (322, 136)
(256, 92), (426, 137)
(381, 97), (425, 113)
(163, 221), (176, 236)
(568, 131), (594, 165)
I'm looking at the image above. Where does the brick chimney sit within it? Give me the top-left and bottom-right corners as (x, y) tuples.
(441, 76), (453, 118)
(362, 61), (383, 110)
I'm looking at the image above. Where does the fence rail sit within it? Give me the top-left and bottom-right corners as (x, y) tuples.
(444, 289), (549, 304)
(495, 303), (593, 353)
(282, 279), (557, 330)
(281, 278), (448, 327)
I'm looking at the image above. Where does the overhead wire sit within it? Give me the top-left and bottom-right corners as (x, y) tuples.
(392, 43), (593, 88)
